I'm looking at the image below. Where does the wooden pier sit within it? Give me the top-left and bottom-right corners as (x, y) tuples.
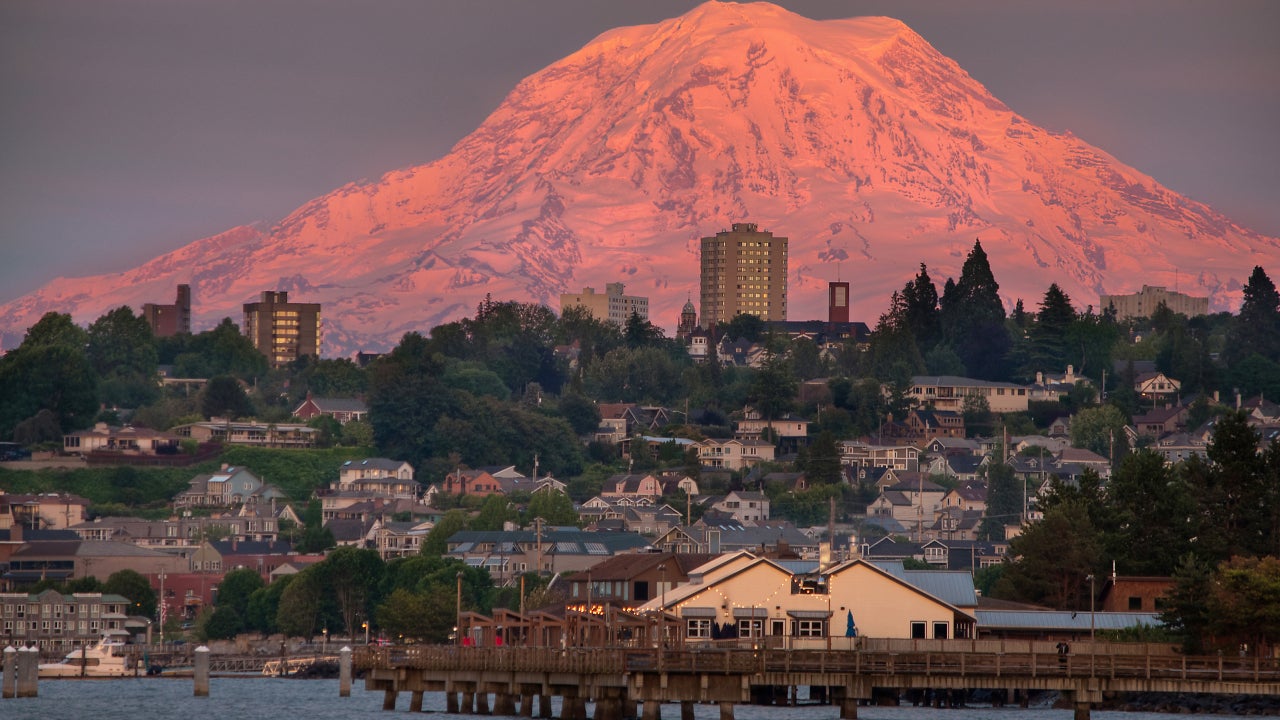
(358, 640), (1280, 720)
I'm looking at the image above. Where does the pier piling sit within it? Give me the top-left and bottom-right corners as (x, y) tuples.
(193, 646), (210, 697)
(17, 647), (38, 698)
(339, 647), (352, 697)
(2, 646), (15, 699)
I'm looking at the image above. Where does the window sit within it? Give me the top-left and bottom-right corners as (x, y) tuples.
(686, 619), (712, 639)
(933, 622), (948, 640)
(910, 622), (926, 639)
(1128, 596), (1143, 611)
(793, 619), (826, 637)
(737, 619), (763, 638)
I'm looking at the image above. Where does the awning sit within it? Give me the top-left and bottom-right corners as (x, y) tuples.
(786, 610), (833, 619)
(732, 607), (768, 619)
(679, 607), (718, 618)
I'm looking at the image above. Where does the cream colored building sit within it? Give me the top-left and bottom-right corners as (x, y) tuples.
(636, 552), (975, 644)
(694, 438), (776, 470)
(1100, 285), (1208, 320)
(907, 376), (1031, 414)
(699, 223), (788, 327)
(560, 282), (649, 326)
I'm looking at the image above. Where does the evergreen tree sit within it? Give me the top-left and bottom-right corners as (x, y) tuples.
(900, 263), (940, 352)
(1191, 411), (1268, 558)
(939, 240), (1011, 379)
(1102, 450), (1195, 575)
(1026, 284), (1076, 373)
(1160, 553), (1215, 653)
(867, 292), (925, 380)
(1226, 266), (1280, 365)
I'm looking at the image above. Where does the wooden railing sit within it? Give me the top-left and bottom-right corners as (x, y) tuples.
(357, 645), (1280, 685)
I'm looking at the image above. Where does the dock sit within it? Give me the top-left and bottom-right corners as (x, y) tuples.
(358, 639), (1280, 720)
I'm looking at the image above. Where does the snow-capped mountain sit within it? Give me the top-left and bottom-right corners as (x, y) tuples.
(3, 1), (1275, 355)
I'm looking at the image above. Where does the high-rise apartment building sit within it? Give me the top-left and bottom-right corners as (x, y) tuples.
(559, 282), (648, 326)
(242, 291), (322, 368)
(142, 284), (192, 337)
(699, 223), (788, 328)
(1099, 285), (1208, 321)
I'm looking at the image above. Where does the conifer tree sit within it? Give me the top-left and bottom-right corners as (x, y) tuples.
(1227, 265), (1280, 365)
(939, 240), (1011, 379)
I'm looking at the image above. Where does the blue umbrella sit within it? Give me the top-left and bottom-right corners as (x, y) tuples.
(845, 610), (857, 638)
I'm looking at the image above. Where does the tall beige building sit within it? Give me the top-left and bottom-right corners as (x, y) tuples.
(243, 291), (322, 368)
(559, 282), (649, 326)
(699, 223), (788, 328)
(1099, 286), (1208, 320)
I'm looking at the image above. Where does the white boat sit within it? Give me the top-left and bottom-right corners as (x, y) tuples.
(38, 636), (135, 678)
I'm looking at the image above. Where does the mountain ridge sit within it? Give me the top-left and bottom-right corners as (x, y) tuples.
(2, 0), (1274, 354)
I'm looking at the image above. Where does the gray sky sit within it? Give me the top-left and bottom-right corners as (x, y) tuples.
(2, 0), (1277, 301)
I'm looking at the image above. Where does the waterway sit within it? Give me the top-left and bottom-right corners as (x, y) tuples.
(3, 678), (1250, 719)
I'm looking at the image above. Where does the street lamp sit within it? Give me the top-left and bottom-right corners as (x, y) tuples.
(456, 571), (464, 646)
(1085, 574), (1096, 643)
(362, 620), (369, 645)
(322, 627), (328, 653)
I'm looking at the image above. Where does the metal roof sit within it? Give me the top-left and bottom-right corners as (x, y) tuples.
(975, 610), (1163, 631)
(871, 561), (978, 608)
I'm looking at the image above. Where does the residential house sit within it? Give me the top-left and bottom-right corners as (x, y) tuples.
(1134, 371), (1182, 403)
(292, 393), (369, 424)
(883, 409), (965, 447)
(1132, 405), (1190, 439)
(672, 520), (820, 557)
(174, 465), (283, 508)
(867, 478), (947, 537)
(1, 492), (91, 530)
(601, 474), (665, 501)
(922, 454), (983, 484)
(171, 420), (318, 448)
(925, 507), (984, 543)
(907, 376), (1031, 414)
(1152, 432), (1207, 464)
(440, 469), (505, 498)
(694, 438), (775, 471)
(916, 539), (1007, 571)
(62, 423), (180, 456)
(923, 437), (981, 458)
(1029, 365), (1091, 403)
(735, 408), (810, 450)
(70, 513), (279, 548)
(188, 538), (296, 576)
(939, 483), (987, 514)
(445, 528), (653, 581)
(838, 441), (920, 472)
(336, 458), (418, 499)
(1054, 448), (1113, 478)
(709, 491), (771, 524)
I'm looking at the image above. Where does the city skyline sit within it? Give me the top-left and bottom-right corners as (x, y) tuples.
(1, 1), (1277, 308)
